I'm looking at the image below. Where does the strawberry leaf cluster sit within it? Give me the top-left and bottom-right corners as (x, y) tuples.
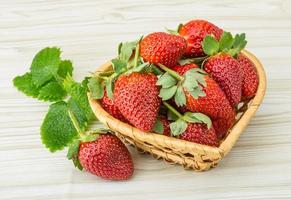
(163, 102), (212, 136)
(157, 65), (207, 107)
(202, 32), (247, 57)
(13, 47), (95, 153)
(88, 38), (152, 100)
(13, 48), (73, 102)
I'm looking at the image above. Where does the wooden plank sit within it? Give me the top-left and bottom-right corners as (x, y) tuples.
(1, 0), (291, 199)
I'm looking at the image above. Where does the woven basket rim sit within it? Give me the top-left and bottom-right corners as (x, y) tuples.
(88, 50), (266, 158)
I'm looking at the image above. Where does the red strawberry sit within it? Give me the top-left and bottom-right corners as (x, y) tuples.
(237, 53), (259, 99)
(204, 53), (243, 106)
(180, 123), (218, 147)
(78, 134), (134, 181)
(140, 32), (187, 68)
(212, 116), (235, 139)
(114, 72), (161, 132)
(160, 118), (171, 136)
(172, 64), (236, 139)
(100, 91), (127, 122)
(179, 20), (223, 57)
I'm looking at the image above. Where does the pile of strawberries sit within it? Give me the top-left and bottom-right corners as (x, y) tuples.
(84, 19), (259, 181)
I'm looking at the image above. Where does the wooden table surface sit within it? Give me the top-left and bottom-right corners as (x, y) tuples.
(1, 0), (291, 199)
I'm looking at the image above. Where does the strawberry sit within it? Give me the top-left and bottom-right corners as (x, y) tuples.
(179, 123), (218, 147)
(237, 53), (259, 99)
(179, 20), (223, 57)
(201, 32), (248, 106)
(172, 64), (236, 139)
(100, 91), (127, 122)
(160, 118), (171, 136)
(161, 102), (218, 146)
(114, 72), (161, 132)
(78, 134), (134, 181)
(203, 53), (243, 106)
(140, 32), (187, 68)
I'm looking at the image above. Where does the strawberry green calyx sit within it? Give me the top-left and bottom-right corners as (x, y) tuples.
(202, 32), (247, 57)
(163, 102), (212, 136)
(166, 23), (183, 36)
(157, 64), (207, 106)
(87, 77), (104, 99)
(67, 108), (111, 170)
(89, 37), (152, 100)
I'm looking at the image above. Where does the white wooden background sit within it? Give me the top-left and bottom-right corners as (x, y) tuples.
(1, 0), (291, 199)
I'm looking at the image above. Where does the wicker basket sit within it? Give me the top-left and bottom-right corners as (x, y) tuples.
(88, 50), (266, 171)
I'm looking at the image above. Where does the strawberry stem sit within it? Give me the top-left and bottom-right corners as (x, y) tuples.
(151, 64), (163, 75)
(96, 70), (115, 77)
(178, 56), (208, 65)
(158, 64), (183, 81)
(163, 102), (183, 118)
(85, 128), (109, 135)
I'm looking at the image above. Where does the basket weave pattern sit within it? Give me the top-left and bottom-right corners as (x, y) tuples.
(88, 50), (266, 171)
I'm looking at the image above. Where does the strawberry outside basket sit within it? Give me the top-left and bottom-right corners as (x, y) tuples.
(88, 50), (266, 171)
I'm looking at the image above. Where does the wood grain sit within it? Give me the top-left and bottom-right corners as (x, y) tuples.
(1, 0), (291, 199)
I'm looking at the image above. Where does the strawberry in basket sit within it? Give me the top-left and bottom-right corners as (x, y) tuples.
(87, 19), (262, 171)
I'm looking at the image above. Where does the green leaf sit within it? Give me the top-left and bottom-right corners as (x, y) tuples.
(233, 33), (245, 48)
(153, 119), (164, 134)
(159, 86), (177, 101)
(81, 77), (90, 88)
(38, 81), (67, 102)
(87, 77), (104, 99)
(82, 134), (99, 142)
(188, 86), (206, 99)
(105, 76), (115, 99)
(67, 138), (83, 171)
(67, 98), (88, 131)
(30, 47), (61, 86)
(67, 139), (81, 160)
(170, 119), (187, 136)
(111, 59), (127, 74)
(183, 112), (201, 123)
(183, 112), (212, 129)
(58, 60), (73, 78)
(191, 113), (212, 129)
(228, 33), (247, 57)
(119, 41), (137, 63)
(13, 72), (40, 98)
(132, 62), (149, 73)
(219, 32), (234, 51)
(202, 35), (219, 56)
(183, 76), (198, 91)
(118, 42), (123, 56)
(174, 85), (186, 107)
(157, 72), (177, 88)
(73, 157), (83, 170)
(41, 101), (79, 152)
(183, 68), (207, 93)
(190, 73), (207, 88)
(69, 82), (95, 121)
(63, 74), (75, 93)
